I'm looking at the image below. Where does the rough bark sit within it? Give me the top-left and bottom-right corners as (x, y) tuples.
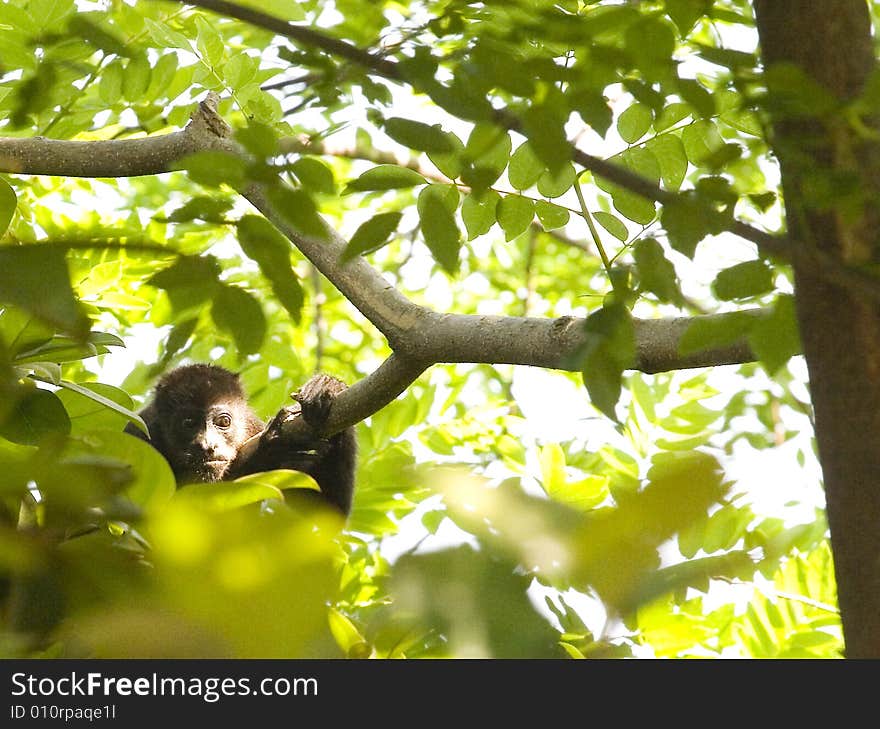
(754, 0), (880, 658)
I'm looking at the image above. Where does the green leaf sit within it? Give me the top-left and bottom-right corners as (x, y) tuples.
(764, 62), (839, 118)
(163, 318), (198, 362)
(68, 14), (130, 57)
(666, 0), (708, 36)
(143, 17), (192, 51)
(145, 54), (178, 100)
(571, 88), (613, 137)
(235, 121), (279, 159)
(195, 14), (225, 67)
(654, 102), (692, 131)
(426, 131), (465, 180)
(233, 470), (319, 492)
(593, 211), (628, 242)
(678, 310), (758, 357)
(712, 260), (775, 300)
(222, 52), (257, 89)
(521, 104), (571, 172)
(0, 308), (53, 358)
(462, 190), (499, 240)
(163, 196), (233, 223)
(98, 61), (124, 105)
(535, 201), (570, 231)
(497, 196), (535, 241)
(148, 255), (221, 311)
(661, 193), (720, 258)
(341, 212), (403, 262)
(245, 90), (284, 124)
(539, 443), (566, 495)
(267, 185), (327, 239)
(0, 387), (70, 445)
(79, 430), (176, 513)
(385, 117), (454, 154)
(508, 142), (545, 191)
(211, 285), (267, 355)
(748, 295), (801, 374)
(418, 185), (461, 273)
(681, 120), (723, 164)
(539, 443), (608, 511)
(0, 246), (89, 337)
(646, 134), (688, 191)
(236, 217), (302, 324)
(291, 157), (335, 194)
(13, 338), (101, 365)
(171, 479), (284, 511)
(53, 380), (146, 435)
(633, 238), (681, 303)
(0, 178), (17, 236)
(462, 124), (511, 190)
(625, 17), (676, 73)
(537, 163), (576, 198)
(123, 55), (151, 101)
(676, 77), (716, 118)
(177, 151), (247, 189)
(580, 304), (636, 421)
(238, 0), (305, 20)
(597, 149), (659, 225)
(344, 165), (426, 193)
(617, 103), (653, 144)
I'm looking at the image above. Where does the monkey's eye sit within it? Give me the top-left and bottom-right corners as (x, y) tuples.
(215, 413), (233, 429)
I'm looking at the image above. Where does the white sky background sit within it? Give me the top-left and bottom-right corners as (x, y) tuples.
(83, 4), (827, 651)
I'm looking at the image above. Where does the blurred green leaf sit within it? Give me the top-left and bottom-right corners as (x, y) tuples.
(0, 179), (17, 237)
(236, 215), (304, 323)
(148, 255), (221, 312)
(344, 165), (426, 193)
(713, 260), (775, 301)
(418, 184), (461, 273)
(462, 190), (499, 240)
(53, 380), (145, 435)
(749, 295), (802, 374)
(341, 212), (403, 262)
(508, 142), (545, 190)
(0, 246), (89, 338)
(291, 157), (335, 194)
(497, 196), (534, 241)
(385, 117), (454, 153)
(617, 103), (653, 143)
(633, 238), (681, 303)
(535, 201), (570, 231)
(211, 285), (266, 355)
(593, 211), (628, 242)
(580, 303), (636, 421)
(176, 151), (247, 189)
(0, 387), (70, 445)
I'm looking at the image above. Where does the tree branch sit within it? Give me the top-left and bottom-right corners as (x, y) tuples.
(0, 95), (759, 439)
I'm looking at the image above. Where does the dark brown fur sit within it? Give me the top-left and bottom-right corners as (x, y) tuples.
(125, 364), (356, 515)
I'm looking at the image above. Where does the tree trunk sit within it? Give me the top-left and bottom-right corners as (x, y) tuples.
(753, 0), (880, 657)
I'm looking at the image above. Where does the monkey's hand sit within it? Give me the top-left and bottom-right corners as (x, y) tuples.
(293, 373), (347, 429)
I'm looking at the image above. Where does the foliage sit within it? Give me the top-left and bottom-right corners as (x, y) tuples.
(0, 0), (839, 658)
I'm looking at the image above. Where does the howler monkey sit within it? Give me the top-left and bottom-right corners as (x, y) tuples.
(124, 364), (356, 515)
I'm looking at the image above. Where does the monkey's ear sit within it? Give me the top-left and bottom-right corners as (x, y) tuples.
(124, 402), (158, 445)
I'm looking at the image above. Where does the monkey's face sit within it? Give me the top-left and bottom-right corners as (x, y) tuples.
(163, 404), (248, 483)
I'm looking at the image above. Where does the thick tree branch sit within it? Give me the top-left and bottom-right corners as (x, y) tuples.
(0, 105), (230, 176)
(0, 95), (758, 440)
